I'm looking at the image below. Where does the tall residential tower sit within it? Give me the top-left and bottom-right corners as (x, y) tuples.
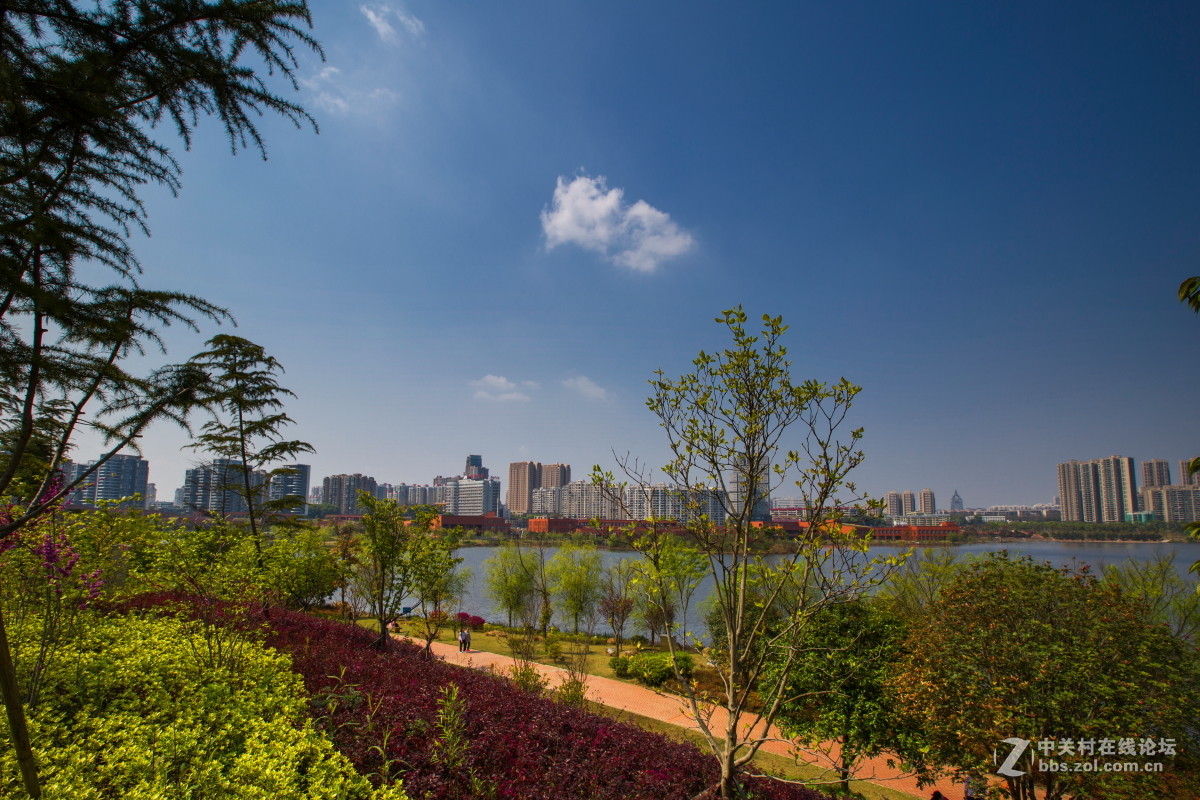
(1057, 456), (1136, 522)
(507, 461), (542, 516)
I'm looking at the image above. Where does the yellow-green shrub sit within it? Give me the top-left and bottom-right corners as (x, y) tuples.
(0, 612), (407, 800)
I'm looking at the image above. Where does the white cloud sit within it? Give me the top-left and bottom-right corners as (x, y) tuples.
(563, 375), (610, 401)
(540, 174), (695, 273)
(300, 66), (398, 116)
(360, 4), (425, 43)
(470, 374), (533, 403)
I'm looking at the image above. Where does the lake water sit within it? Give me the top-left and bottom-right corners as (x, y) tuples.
(448, 539), (1200, 639)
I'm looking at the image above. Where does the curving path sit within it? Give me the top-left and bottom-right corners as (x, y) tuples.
(399, 635), (964, 800)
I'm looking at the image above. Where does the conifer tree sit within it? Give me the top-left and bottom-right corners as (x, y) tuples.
(186, 334), (315, 597)
(0, 2), (321, 795)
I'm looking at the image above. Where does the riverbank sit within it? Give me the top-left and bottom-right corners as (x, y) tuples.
(454, 533), (1193, 553)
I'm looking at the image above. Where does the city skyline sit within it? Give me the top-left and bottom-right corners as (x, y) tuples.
(68, 446), (1200, 515)
(66, 1), (1200, 509)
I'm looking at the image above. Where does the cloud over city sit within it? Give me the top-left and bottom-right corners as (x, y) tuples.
(540, 174), (695, 273)
(470, 374), (537, 402)
(360, 4), (425, 43)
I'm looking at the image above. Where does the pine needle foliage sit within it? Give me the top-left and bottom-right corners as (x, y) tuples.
(187, 334), (315, 536)
(0, 3), (321, 795)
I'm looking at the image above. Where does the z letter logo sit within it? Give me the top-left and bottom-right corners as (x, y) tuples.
(994, 737), (1030, 777)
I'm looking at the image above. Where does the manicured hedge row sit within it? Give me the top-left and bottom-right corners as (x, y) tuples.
(125, 595), (829, 800)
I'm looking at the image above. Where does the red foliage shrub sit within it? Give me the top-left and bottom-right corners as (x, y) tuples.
(454, 611), (485, 630)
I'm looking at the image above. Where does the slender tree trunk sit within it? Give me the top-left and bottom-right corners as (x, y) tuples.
(0, 609), (41, 798)
(839, 734), (851, 795)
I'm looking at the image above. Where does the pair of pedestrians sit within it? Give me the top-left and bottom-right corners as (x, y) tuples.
(457, 627), (472, 652)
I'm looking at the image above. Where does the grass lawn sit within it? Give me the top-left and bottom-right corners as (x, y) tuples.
(364, 618), (631, 680)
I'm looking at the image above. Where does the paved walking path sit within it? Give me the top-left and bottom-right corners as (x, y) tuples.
(402, 635), (965, 800)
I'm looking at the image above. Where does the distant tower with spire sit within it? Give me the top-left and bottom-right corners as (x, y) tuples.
(950, 489), (964, 512)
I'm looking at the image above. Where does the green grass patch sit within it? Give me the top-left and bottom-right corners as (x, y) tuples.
(587, 704), (922, 800)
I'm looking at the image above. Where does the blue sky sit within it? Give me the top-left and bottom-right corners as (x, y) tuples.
(99, 1), (1200, 508)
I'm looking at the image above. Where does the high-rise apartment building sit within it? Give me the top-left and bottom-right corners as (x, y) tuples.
(182, 458), (263, 514)
(1141, 485), (1200, 523)
(885, 491), (903, 517)
(1141, 459), (1171, 490)
(62, 454), (150, 508)
(561, 481), (623, 519)
(507, 461), (542, 516)
(441, 477), (501, 515)
(918, 488), (937, 515)
(1178, 459), (1200, 487)
(625, 483), (726, 524)
(541, 463), (571, 488)
(1057, 456), (1137, 523)
(322, 474), (378, 515)
(901, 491), (916, 516)
(950, 490), (964, 512)
(269, 464), (311, 509)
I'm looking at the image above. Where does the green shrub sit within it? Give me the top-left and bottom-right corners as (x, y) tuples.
(609, 655), (631, 678)
(0, 611), (403, 800)
(625, 652), (693, 688)
(509, 662), (550, 696)
(554, 674), (590, 708)
(544, 636), (564, 664)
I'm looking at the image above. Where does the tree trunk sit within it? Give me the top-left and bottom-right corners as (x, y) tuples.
(0, 609), (41, 798)
(838, 734), (852, 794)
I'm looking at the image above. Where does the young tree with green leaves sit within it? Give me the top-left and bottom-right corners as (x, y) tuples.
(0, 2), (320, 793)
(630, 530), (706, 647)
(511, 536), (555, 637)
(890, 552), (1199, 800)
(266, 526), (342, 612)
(599, 559), (637, 654)
(874, 549), (966, 622)
(762, 600), (916, 795)
(483, 544), (538, 627)
(594, 308), (902, 800)
(547, 543), (603, 634)
(1102, 554), (1200, 643)
(353, 493), (439, 651)
(412, 540), (468, 659)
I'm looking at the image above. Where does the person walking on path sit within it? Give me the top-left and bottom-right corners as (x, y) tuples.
(457, 628), (467, 652)
(462, 627), (471, 652)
